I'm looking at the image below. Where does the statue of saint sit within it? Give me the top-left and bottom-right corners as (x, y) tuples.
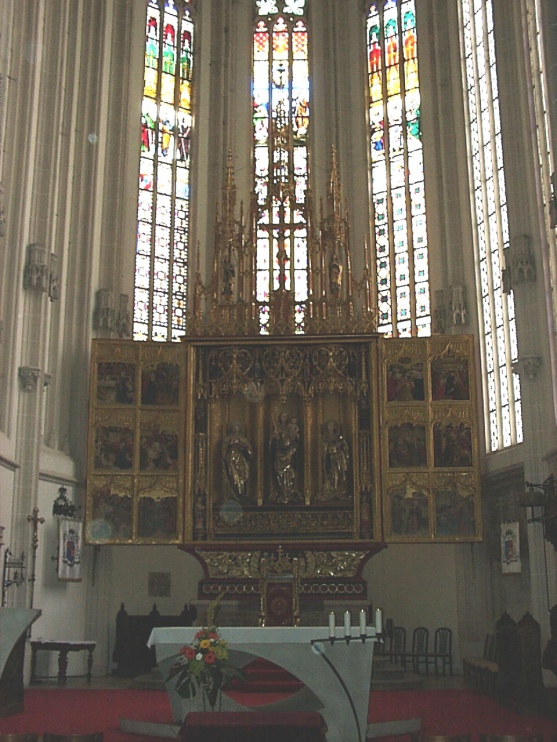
(269, 413), (300, 504)
(222, 255), (235, 298)
(223, 421), (253, 500)
(329, 254), (342, 296)
(320, 419), (349, 500)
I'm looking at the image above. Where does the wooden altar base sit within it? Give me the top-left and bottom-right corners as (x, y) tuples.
(179, 711), (327, 742)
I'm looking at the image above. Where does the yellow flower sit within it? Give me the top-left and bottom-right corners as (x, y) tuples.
(213, 644), (228, 660)
(199, 639), (211, 649)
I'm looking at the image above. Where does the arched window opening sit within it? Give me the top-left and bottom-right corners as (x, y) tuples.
(460, 0), (522, 449)
(134, 0), (194, 342)
(367, 0), (431, 338)
(253, 0), (309, 334)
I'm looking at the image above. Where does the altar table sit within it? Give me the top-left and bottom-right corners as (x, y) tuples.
(146, 625), (377, 742)
(0, 608), (41, 716)
(30, 640), (96, 685)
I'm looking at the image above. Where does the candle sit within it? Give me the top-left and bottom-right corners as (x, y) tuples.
(375, 607), (383, 634)
(344, 610), (351, 637)
(329, 611), (336, 638)
(359, 608), (367, 635)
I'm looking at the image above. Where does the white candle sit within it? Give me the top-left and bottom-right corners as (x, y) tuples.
(329, 611), (336, 638)
(359, 609), (367, 635)
(344, 610), (351, 637)
(375, 607), (383, 634)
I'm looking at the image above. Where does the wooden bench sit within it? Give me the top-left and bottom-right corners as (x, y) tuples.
(462, 632), (497, 694)
(112, 602), (196, 677)
(30, 640), (96, 685)
(462, 611), (546, 714)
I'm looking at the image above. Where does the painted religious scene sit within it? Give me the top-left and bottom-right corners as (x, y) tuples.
(380, 335), (481, 542)
(86, 341), (185, 544)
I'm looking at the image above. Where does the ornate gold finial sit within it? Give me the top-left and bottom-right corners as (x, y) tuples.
(186, 148), (377, 337)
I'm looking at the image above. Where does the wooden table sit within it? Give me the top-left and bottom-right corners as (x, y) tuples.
(30, 640), (96, 685)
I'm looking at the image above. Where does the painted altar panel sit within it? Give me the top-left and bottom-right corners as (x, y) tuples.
(86, 341), (185, 543)
(380, 335), (482, 542)
(85, 334), (480, 545)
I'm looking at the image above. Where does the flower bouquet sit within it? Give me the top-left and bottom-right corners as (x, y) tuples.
(167, 605), (246, 710)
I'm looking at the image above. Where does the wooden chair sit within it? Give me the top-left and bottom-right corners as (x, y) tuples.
(405, 626), (430, 674)
(430, 627), (453, 676)
(384, 625), (406, 665)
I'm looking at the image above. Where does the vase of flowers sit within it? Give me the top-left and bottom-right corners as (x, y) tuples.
(167, 598), (246, 711)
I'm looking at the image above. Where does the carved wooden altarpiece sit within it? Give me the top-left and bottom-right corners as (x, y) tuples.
(85, 154), (482, 601)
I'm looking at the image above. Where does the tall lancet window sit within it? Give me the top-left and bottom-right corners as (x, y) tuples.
(253, 0), (309, 334)
(133, 0), (194, 342)
(460, 0), (522, 449)
(367, 0), (431, 338)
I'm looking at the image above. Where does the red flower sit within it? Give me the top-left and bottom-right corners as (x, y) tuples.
(204, 650), (216, 664)
(178, 645), (196, 659)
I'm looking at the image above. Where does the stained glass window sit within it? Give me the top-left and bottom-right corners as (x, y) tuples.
(367, 0), (431, 338)
(254, 0), (309, 333)
(460, 0), (522, 450)
(134, 0), (194, 342)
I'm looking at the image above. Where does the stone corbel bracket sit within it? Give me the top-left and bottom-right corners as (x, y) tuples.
(449, 285), (467, 326)
(23, 244), (49, 292)
(503, 235), (536, 293)
(512, 355), (542, 382)
(19, 366), (42, 392)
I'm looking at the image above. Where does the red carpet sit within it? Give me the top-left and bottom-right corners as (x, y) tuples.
(0, 688), (555, 742)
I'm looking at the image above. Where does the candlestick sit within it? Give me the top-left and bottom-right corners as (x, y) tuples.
(344, 610), (351, 637)
(375, 607), (383, 634)
(359, 608), (367, 635)
(329, 611), (336, 639)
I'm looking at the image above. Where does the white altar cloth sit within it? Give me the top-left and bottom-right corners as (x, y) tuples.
(147, 625), (377, 742)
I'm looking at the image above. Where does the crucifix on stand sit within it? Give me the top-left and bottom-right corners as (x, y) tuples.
(27, 507), (45, 609)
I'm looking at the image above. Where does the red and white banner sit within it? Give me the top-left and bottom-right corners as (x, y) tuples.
(58, 518), (83, 581)
(501, 521), (521, 574)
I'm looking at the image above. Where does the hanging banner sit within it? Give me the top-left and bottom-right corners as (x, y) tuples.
(58, 518), (83, 581)
(500, 521), (521, 574)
